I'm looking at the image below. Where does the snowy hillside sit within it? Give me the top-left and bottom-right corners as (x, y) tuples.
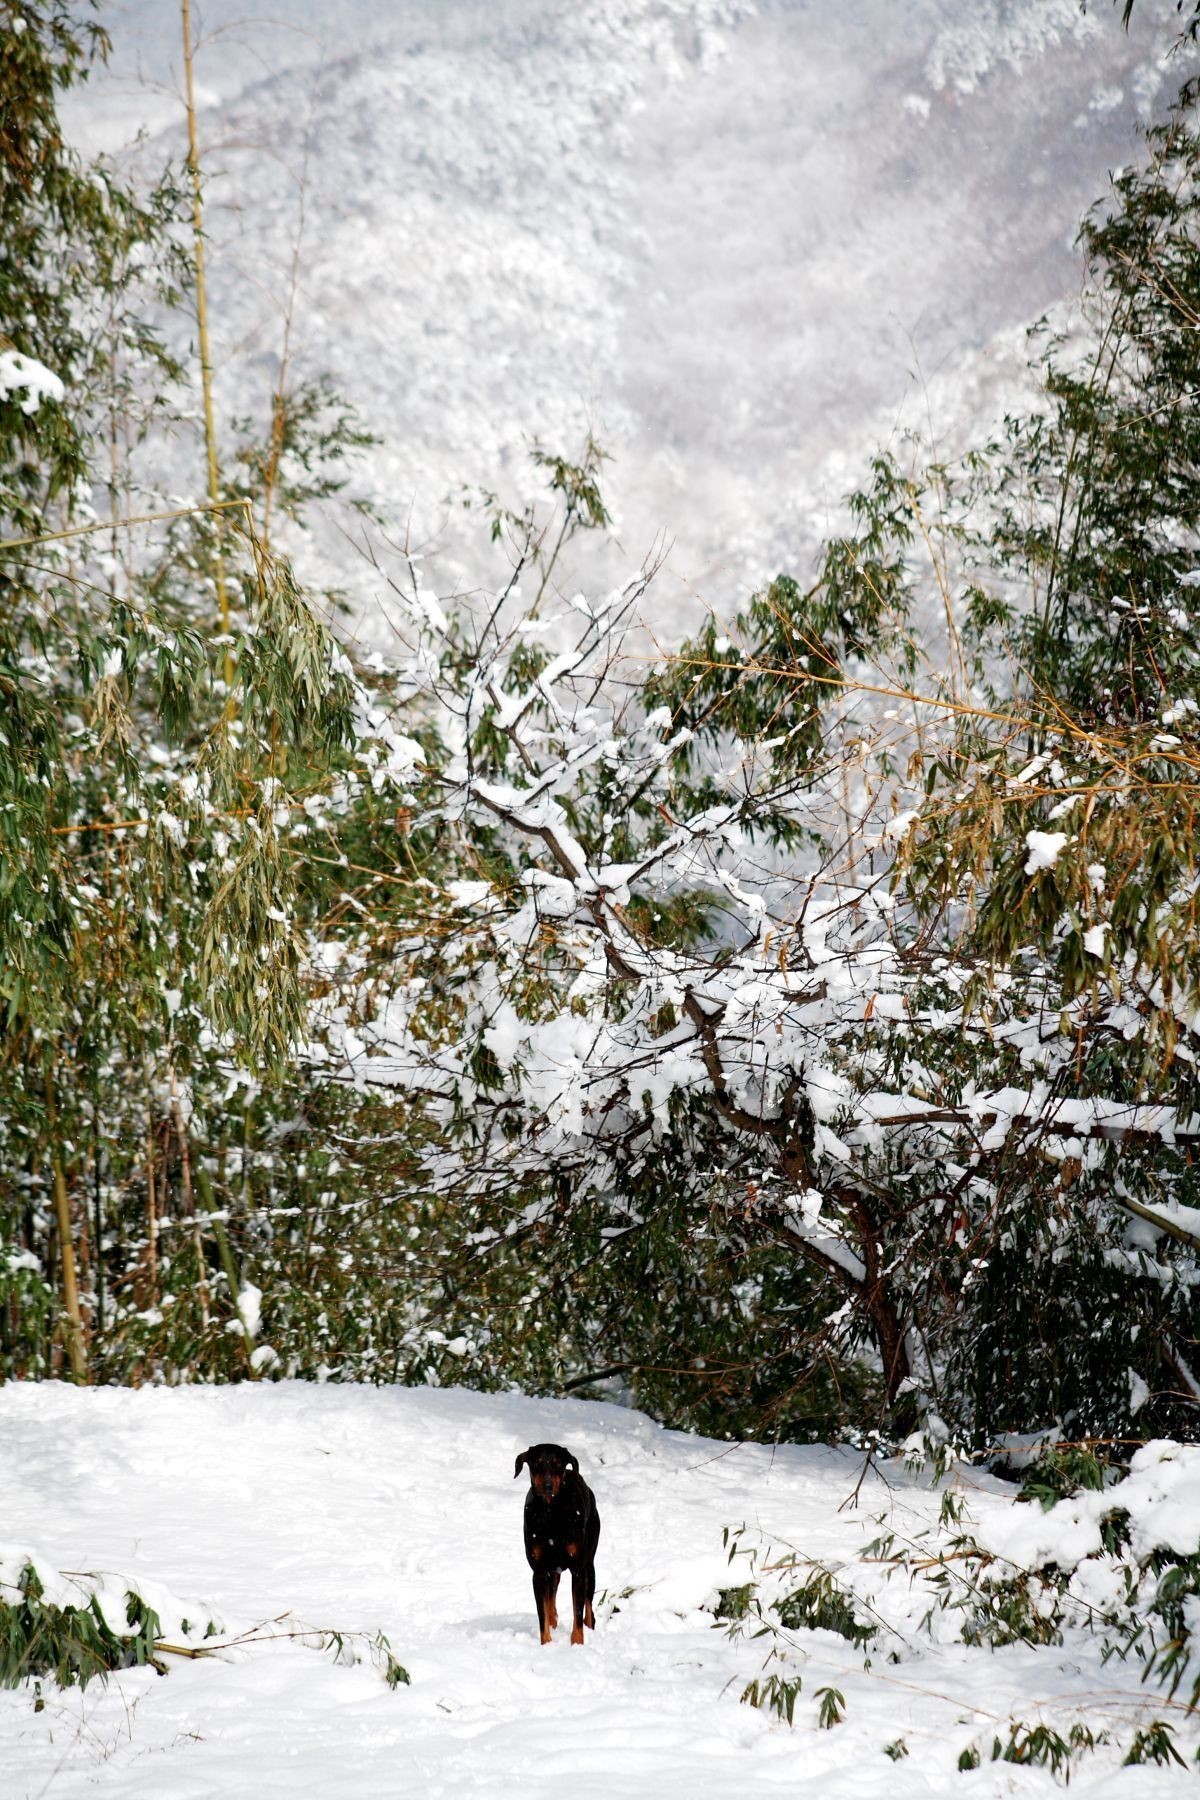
(2, 1383), (1198, 1796)
(67, 0), (1190, 625)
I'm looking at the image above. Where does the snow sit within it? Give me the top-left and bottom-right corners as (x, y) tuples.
(880, 808), (919, 842)
(321, 546), (1200, 1203)
(1083, 922), (1108, 957)
(60, 2), (1191, 631)
(974, 1439), (1200, 1569)
(1023, 829), (1069, 875)
(446, 879), (496, 909)
(1, 1383), (1197, 1797)
(235, 1281), (263, 1340)
(0, 348), (64, 416)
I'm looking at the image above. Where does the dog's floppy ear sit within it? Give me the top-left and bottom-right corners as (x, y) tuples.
(514, 1450), (530, 1479)
(564, 1449), (579, 1473)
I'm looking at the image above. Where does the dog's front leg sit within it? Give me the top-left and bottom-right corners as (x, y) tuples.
(569, 1565), (587, 1646)
(532, 1569), (554, 1644)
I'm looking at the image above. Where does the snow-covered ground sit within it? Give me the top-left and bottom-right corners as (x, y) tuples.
(1, 1383), (1194, 1796)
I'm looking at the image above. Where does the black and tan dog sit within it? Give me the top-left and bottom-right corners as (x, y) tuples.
(514, 1443), (601, 1645)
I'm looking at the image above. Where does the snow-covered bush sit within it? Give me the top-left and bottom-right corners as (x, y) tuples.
(0, 1551), (187, 1691)
(706, 1442), (1200, 1772)
(300, 420), (1200, 1447)
(0, 1542), (408, 1699)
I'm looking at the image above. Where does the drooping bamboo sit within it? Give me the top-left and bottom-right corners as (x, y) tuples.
(43, 1068), (87, 1383)
(180, 0), (233, 685)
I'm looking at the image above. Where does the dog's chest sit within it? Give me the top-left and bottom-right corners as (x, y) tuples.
(525, 1491), (589, 1558)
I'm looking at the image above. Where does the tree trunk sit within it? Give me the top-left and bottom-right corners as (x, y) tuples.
(841, 1189), (911, 1404)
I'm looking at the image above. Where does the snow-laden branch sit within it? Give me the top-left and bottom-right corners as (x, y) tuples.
(312, 553), (1200, 1393)
(859, 1089), (1200, 1149)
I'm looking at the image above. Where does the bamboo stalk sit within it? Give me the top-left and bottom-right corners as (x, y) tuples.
(43, 1068), (87, 1383)
(180, 0), (233, 686)
(51, 803), (254, 836)
(92, 1127), (104, 1337)
(0, 497), (251, 556)
(146, 1118), (159, 1306)
(170, 1069), (210, 1328)
(193, 1161), (254, 1373)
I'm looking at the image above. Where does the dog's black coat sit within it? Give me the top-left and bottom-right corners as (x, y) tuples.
(514, 1442), (600, 1645)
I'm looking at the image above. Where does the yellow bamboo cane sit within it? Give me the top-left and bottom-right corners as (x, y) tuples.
(181, 0), (234, 687)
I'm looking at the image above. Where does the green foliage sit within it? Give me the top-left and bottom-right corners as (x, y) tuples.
(234, 376), (380, 537)
(720, 1529), (873, 1735)
(897, 81), (1200, 1029)
(0, 1), (185, 535)
(1018, 1445), (1109, 1511)
(936, 1173), (1200, 1451)
(0, 2), (384, 1387)
(0, 1559), (410, 1701)
(5, 0), (1200, 1522)
(1129, 1547), (1200, 1706)
(1117, 2), (1200, 40)
(740, 1668), (803, 1725)
(646, 454), (925, 847)
(0, 1563), (162, 1690)
(815, 1684), (846, 1729)
(376, 1638), (410, 1690)
(319, 1625), (409, 1690)
(0, 6), (354, 1054)
(530, 434), (611, 534)
(1124, 1720), (1187, 1767)
(454, 1157), (875, 1442)
(713, 1584), (756, 1623)
(775, 1569), (876, 1649)
(960, 1567), (1067, 1651)
(759, 82), (1200, 1452)
(965, 1721), (1102, 1778)
(890, 1448), (1200, 1744)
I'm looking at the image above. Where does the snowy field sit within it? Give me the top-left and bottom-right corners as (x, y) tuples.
(1, 1383), (1195, 1797)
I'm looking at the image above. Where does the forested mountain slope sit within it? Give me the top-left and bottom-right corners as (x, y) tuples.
(67, 0), (1183, 620)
